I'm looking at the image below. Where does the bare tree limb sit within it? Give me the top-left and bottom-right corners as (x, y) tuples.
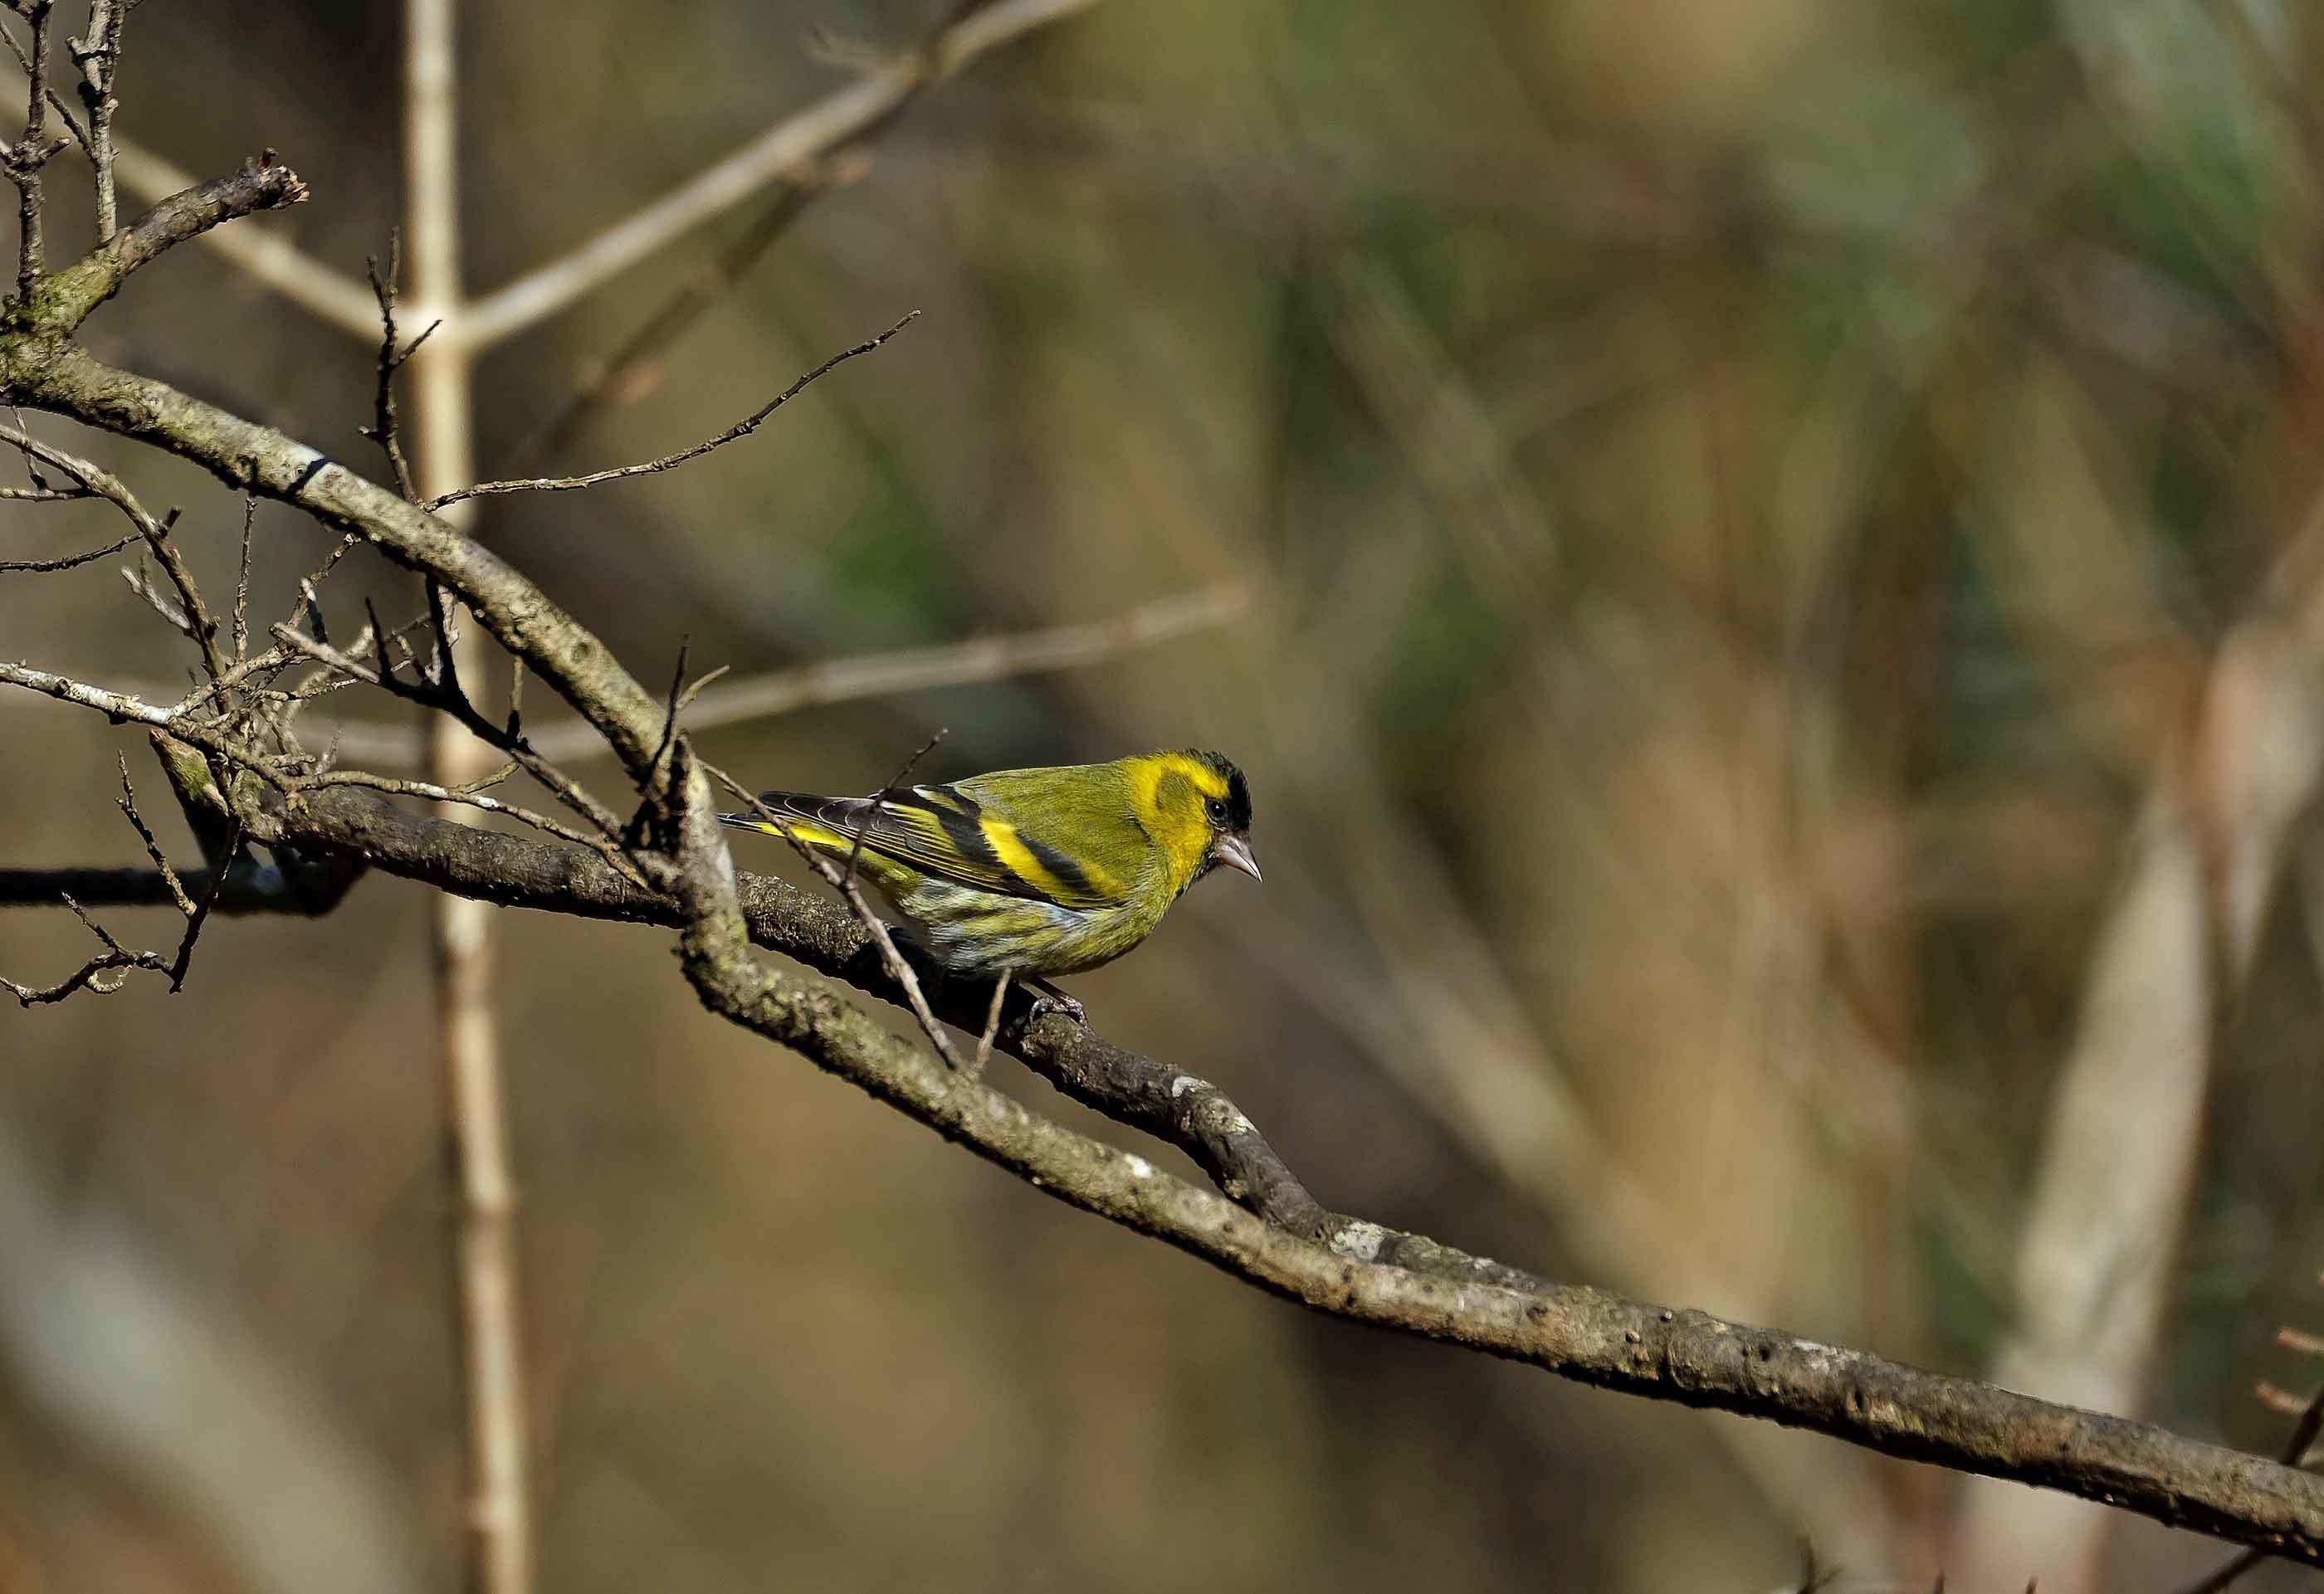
(107, 134), (375, 333)
(27, 151), (307, 329)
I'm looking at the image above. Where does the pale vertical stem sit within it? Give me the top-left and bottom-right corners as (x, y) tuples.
(403, 3), (531, 1593)
(82, 0), (124, 240)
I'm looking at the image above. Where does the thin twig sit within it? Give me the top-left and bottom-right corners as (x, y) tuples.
(1, 760), (240, 1005)
(0, 16), (84, 150)
(114, 753), (193, 914)
(844, 726), (946, 888)
(297, 768), (618, 860)
(269, 623), (637, 860)
(361, 240), (424, 500)
(71, 0), (127, 239)
(973, 969), (1010, 1076)
(705, 757), (964, 1072)
(0, 422), (222, 675)
(0, 658), (170, 724)
(0, 899), (164, 1002)
(165, 820), (241, 992)
(504, 171), (849, 471)
(424, 311), (919, 509)
(140, 505), (227, 679)
(310, 583), (1252, 765)
(5, 0), (57, 300)
(232, 492), (255, 662)
(109, 133), (374, 331)
(1, 529), (131, 571)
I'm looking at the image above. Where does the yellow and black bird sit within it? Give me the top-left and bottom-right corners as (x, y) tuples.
(720, 749), (1259, 1020)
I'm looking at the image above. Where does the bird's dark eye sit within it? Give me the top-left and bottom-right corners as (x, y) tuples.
(1207, 797), (1228, 822)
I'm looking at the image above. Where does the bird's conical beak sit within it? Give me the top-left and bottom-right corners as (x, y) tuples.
(1210, 832), (1262, 882)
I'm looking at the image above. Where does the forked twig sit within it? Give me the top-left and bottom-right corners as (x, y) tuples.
(1, 757), (240, 1003)
(360, 239), (439, 501)
(269, 623), (643, 881)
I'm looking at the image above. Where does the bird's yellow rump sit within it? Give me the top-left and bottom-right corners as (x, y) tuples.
(720, 749), (1258, 1016)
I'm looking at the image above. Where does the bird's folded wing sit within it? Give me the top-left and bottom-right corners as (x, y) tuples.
(753, 785), (1124, 911)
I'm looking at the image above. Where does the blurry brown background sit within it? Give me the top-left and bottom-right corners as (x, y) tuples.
(7, 1), (2324, 1589)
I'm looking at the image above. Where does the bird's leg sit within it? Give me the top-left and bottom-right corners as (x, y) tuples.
(971, 969), (1011, 1077)
(1024, 976), (1086, 1026)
